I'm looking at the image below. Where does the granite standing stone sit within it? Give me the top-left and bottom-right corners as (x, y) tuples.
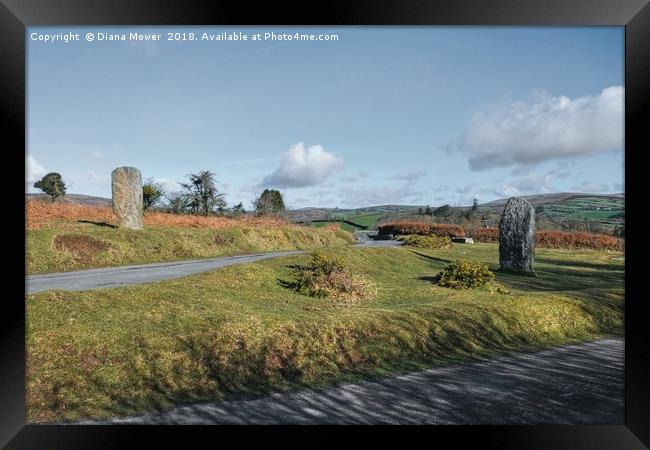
(499, 197), (535, 274)
(111, 166), (143, 230)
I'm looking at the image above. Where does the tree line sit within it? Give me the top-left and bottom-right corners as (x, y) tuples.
(32, 170), (286, 217)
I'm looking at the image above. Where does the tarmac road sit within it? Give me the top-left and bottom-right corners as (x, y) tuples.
(26, 240), (403, 294)
(79, 337), (624, 425)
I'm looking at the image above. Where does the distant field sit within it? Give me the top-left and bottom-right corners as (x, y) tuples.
(540, 197), (624, 226)
(312, 213), (384, 231)
(346, 213), (383, 228)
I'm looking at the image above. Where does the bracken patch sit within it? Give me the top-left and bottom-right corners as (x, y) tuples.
(53, 234), (111, 265)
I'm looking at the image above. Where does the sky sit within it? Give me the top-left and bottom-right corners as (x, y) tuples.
(27, 26), (624, 209)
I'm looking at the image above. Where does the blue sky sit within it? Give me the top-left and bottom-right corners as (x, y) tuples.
(27, 26), (624, 209)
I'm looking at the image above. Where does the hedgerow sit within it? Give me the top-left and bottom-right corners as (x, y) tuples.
(378, 221), (465, 238)
(465, 227), (623, 251)
(536, 230), (623, 251)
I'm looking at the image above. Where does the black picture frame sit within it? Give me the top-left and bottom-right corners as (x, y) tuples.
(2, 0), (648, 448)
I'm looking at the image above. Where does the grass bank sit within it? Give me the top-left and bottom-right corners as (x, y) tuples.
(26, 243), (624, 422)
(26, 215), (354, 275)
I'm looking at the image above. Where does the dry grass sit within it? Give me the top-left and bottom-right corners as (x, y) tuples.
(26, 199), (289, 231)
(26, 244), (624, 422)
(27, 200), (117, 230)
(466, 226), (623, 251)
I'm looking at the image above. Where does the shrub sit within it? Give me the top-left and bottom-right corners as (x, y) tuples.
(291, 251), (376, 301)
(254, 189), (286, 216)
(535, 231), (623, 251)
(399, 234), (452, 249)
(436, 259), (495, 289)
(142, 178), (165, 210)
(34, 172), (66, 202)
(378, 221), (465, 238)
(467, 227), (499, 243)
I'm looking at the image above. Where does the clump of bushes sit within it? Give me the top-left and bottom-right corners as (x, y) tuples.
(399, 234), (452, 249)
(436, 259), (495, 289)
(291, 251), (376, 301)
(378, 221), (465, 238)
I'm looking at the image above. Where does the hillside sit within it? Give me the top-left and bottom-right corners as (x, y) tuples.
(25, 200), (354, 274)
(291, 193), (624, 232)
(479, 192), (624, 209)
(26, 193), (112, 207)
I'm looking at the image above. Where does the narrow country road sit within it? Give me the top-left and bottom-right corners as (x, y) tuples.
(25, 240), (402, 294)
(78, 337), (624, 425)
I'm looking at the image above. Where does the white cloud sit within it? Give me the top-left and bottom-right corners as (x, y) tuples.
(455, 182), (477, 195)
(262, 143), (343, 189)
(87, 170), (109, 185)
(494, 172), (557, 197)
(571, 181), (610, 193)
(342, 170), (371, 183)
(91, 151), (104, 159)
(151, 178), (183, 193)
(26, 155), (46, 184)
(339, 185), (426, 207)
(388, 169), (427, 181)
(453, 86), (624, 170)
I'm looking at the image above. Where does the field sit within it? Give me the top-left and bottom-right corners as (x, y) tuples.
(311, 220), (361, 232)
(26, 243), (624, 423)
(309, 213), (384, 231)
(26, 200), (354, 274)
(539, 198), (624, 225)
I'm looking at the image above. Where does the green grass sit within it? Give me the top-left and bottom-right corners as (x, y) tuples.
(26, 243), (624, 423)
(343, 213), (384, 228)
(311, 220), (361, 232)
(26, 223), (355, 274)
(541, 197), (624, 225)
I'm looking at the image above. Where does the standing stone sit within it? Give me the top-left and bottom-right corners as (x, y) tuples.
(111, 167), (143, 230)
(499, 197), (535, 274)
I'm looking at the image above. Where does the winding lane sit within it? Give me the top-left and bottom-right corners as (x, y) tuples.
(26, 239), (402, 294)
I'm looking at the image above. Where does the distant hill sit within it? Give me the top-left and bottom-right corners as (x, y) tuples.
(25, 191), (624, 230)
(479, 192), (624, 209)
(26, 193), (112, 207)
(287, 192), (624, 231)
(289, 193), (623, 217)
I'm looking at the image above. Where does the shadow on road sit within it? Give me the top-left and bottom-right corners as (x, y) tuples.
(80, 338), (623, 425)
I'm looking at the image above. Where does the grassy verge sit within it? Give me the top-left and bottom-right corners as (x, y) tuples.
(26, 223), (354, 274)
(26, 243), (624, 423)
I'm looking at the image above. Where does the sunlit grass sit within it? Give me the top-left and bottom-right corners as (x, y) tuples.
(26, 243), (623, 423)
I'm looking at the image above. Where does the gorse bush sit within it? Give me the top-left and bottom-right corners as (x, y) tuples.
(436, 259), (495, 289)
(399, 234), (452, 249)
(378, 221), (465, 238)
(291, 251), (376, 301)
